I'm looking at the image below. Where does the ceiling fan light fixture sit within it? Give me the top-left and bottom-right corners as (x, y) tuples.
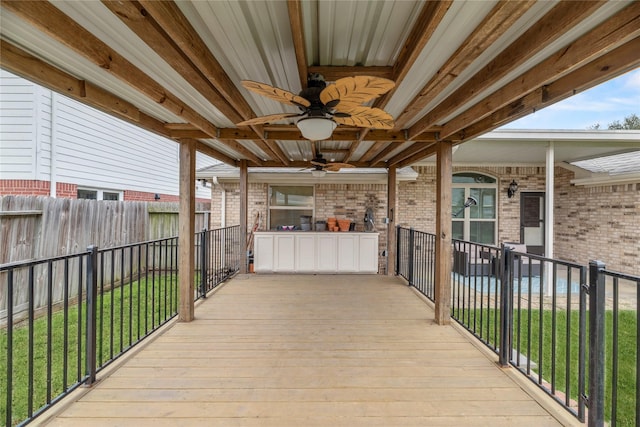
(311, 169), (327, 178)
(296, 117), (337, 141)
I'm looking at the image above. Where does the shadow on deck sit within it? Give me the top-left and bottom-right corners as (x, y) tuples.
(40, 274), (580, 426)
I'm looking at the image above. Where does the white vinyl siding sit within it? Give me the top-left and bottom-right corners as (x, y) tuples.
(0, 70), (36, 178)
(1, 70), (217, 199)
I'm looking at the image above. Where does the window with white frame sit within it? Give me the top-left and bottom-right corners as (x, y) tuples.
(452, 172), (497, 244)
(77, 188), (122, 201)
(268, 185), (314, 230)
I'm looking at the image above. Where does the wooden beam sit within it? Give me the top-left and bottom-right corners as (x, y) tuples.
(397, 144), (438, 168)
(136, 0), (255, 121)
(2, 1), (223, 139)
(287, 0), (308, 89)
(434, 141), (452, 325)
(133, 0), (289, 164)
(386, 165), (397, 276)
(178, 139), (196, 322)
(102, 0), (244, 124)
(393, 0), (535, 129)
(458, 37), (640, 141)
(407, 1), (605, 138)
(358, 141), (388, 163)
(387, 142), (435, 167)
(376, 1), (452, 110)
(239, 160), (249, 274)
(0, 40), (143, 124)
(184, 139), (238, 167)
(368, 143), (402, 166)
(307, 66), (393, 81)
(440, 1), (640, 140)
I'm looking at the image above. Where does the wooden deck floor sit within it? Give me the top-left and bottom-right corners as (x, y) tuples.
(41, 274), (579, 426)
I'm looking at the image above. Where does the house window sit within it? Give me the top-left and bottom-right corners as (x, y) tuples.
(77, 188), (122, 201)
(268, 186), (314, 230)
(452, 172), (497, 244)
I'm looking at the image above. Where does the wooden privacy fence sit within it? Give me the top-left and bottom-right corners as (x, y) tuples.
(0, 195), (209, 323)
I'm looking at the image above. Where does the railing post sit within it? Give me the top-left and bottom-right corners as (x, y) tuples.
(395, 226), (401, 276)
(499, 245), (513, 367)
(408, 228), (415, 286)
(588, 260), (606, 427)
(85, 245), (98, 385)
(200, 228), (208, 298)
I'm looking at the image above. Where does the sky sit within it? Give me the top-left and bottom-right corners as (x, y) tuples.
(501, 68), (640, 130)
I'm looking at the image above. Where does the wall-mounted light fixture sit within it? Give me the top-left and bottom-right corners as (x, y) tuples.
(507, 180), (519, 198)
(154, 193), (160, 200)
(199, 179), (209, 188)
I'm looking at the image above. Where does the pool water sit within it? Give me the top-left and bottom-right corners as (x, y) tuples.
(453, 274), (582, 295)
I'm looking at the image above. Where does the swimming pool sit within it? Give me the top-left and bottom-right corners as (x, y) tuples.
(453, 273), (582, 295)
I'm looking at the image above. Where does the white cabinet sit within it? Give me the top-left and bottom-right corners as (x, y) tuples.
(358, 234), (379, 273)
(295, 234), (316, 272)
(316, 234), (338, 272)
(337, 234), (358, 272)
(274, 234), (295, 272)
(254, 232), (378, 274)
(253, 234), (273, 272)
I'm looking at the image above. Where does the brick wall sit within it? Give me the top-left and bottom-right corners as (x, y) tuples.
(209, 166), (639, 275)
(555, 168), (640, 274)
(0, 179), (52, 196)
(211, 182), (390, 273)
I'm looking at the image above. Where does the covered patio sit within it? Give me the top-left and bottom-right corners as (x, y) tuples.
(40, 274), (577, 426)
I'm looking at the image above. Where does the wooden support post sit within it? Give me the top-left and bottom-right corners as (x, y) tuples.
(434, 141), (452, 325)
(386, 165), (397, 275)
(239, 160), (248, 274)
(178, 139), (196, 322)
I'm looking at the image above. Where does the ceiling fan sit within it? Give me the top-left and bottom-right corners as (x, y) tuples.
(236, 73), (395, 140)
(309, 152), (355, 173)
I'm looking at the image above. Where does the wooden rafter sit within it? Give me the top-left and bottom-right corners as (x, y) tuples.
(0, 39), (238, 166)
(287, 0), (308, 89)
(393, 0), (536, 130)
(386, 142), (435, 167)
(2, 2), (222, 137)
(439, 2), (640, 140)
(459, 37), (640, 142)
(356, 1), (450, 163)
(406, 1), (605, 139)
(307, 66), (393, 82)
(134, 0), (290, 165)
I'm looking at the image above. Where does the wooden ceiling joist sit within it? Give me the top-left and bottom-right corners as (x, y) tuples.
(2, 1), (221, 136)
(406, 1), (605, 139)
(0, 39), (241, 167)
(460, 36), (640, 142)
(392, 0), (536, 130)
(101, 0), (245, 125)
(440, 1), (640, 141)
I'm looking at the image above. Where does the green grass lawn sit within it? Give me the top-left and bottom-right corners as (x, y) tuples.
(456, 307), (637, 427)
(0, 274), (178, 426)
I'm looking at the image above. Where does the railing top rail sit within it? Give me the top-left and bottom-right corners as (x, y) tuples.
(97, 235), (179, 253)
(0, 250), (90, 271)
(601, 268), (640, 282)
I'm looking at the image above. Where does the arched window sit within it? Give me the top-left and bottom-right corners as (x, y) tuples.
(452, 172), (497, 244)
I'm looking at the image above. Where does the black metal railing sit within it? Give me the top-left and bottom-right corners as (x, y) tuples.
(396, 226), (639, 426)
(396, 227), (436, 301)
(1, 225), (240, 426)
(195, 226), (241, 299)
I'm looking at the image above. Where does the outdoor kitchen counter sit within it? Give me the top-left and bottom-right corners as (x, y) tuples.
(253, 231), (379, 274)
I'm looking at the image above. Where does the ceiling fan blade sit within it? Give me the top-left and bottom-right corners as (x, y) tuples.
(310, 159), (327, 167)
(241, 80), (311, 108)
(325, 162), (355, 172)
(333, 106), (394, 129)
(236, 113), (300, 126)
(319, 76), (394, 111)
